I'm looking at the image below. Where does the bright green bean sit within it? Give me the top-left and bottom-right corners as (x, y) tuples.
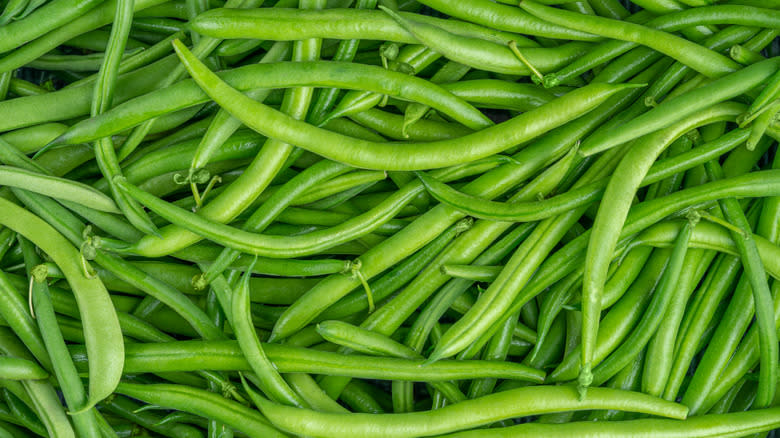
(252, 386), (686, 438)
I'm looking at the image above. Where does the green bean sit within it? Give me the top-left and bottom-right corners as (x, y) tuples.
(467, 309), (519, 399)
(0, 55), (179, 132)
(27, 49), (143, 72)
(642, 248), (715, 396)
(588, 348), (645, 422)
(545, 6), (776, 87)
(233, 259), (306, 407)
(0, 123), (68, 155)
(197, 161), (350, 286)
(339, 380), (387, 413)
(177, 243), (351, 277)
(442, 80), (555, 111)
(317, 320), (419, 358)
(115, 172), (416, 258)
(745, 68), (780, 118)
(318, 218), (472, 320)
(703, 280), (780, 413)
(579, 102), (744, 394)
(0, 166), (119, 213)
(173, 39), (637, 170)
(630, 221), (780, 278)
(703, 159), (777, 408)
(316, 320), (467, 405)
(187, 41), (291, 185)
(580, 57), (780, 155)
(0, 198), (122, 408)
(664, 253), (740, 401)
(93, 250), (225, 340)
(14, 383), (75, 438)
(192, 7), (552, 45)
(0, 421), (32, 438)
(440, 264), (502, 282)
(115, 382), (287, 438)
(416, 123), (749, 224)
(29, 265), (100, 438)
(0, 0), (29, 25)
(408, 0), (599, 39)
(0, 270), (50, 370)
(348, 109), (472, 141)
(590, 219), (694, 386)
(0, 388), (47, 437)
(307, 0), (378, 126)
(441, 406), (780, 437)
(321, 45), (442, 125)
(272, 59), (656, 345)
(0, 358), (47, 380)
(71, 339), (546, 382)
(112, 0), (260, 160)
(284, 373), (348, 414)
(381, 7), (591, 76)
(251, 386), (686, 438)
(548, 249), (671, 383)
(529, 270), (579, 365)
(101, 395), (203, 438)
(55, 60), (495, 144)
(92, 129), (266, 193)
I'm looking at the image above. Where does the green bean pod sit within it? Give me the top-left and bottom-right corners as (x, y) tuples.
(0, 197), (123, 411)
(252, 386), (686, 438)
(440, 406), (780, 437)
(70, 339), (546, 382)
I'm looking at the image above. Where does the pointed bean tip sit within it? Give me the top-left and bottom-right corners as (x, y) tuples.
(424, 349), (444, 365)
(68, 397), (99, 416)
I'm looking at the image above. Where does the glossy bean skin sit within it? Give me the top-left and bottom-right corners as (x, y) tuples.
(440, 406), (780, 437)
(115, 383), (287, 438)
(0, 0), (170, 77)
(544, 5), (779, 86)
(0, 0), (103, 54)
(410, 0), (598, 39)
(383, 7), (592, 76)
(702, 159), (777, 408)
(116, 173), (420, 258)
(56, 59), (532, 144)
(579, 102), (744, 392)
(0, 358), (47, 380)
(519, 0), (740, 78)
(590, 220), (694, 386)
(191, 7), (553, 44)
(69, 339), (545, 382)
(29, 264), (100, 438)
(580, 57), (780, 155)
(123, 40), (633, 267)
(172, 39), (635, 171)
(251, 386), (686, 438)
(0, 166), (119, 213)
(274, 59), (660, 346)
(0, 269), (52, 371)
(198, 158), (350, 285)
(0, 55), (178, 132)
(631, 221), (780, 278)
(0, 197), (122, 409)
(231, 261), (306, 407)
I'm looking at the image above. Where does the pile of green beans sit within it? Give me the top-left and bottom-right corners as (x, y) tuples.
(0, 0), (779, 436)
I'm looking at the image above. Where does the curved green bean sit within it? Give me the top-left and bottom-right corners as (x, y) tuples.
(0, 197), (122, 410)
(171, 39), (635, 171)
(55, 60), (496, 144)
(252, 386), (686, 438)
